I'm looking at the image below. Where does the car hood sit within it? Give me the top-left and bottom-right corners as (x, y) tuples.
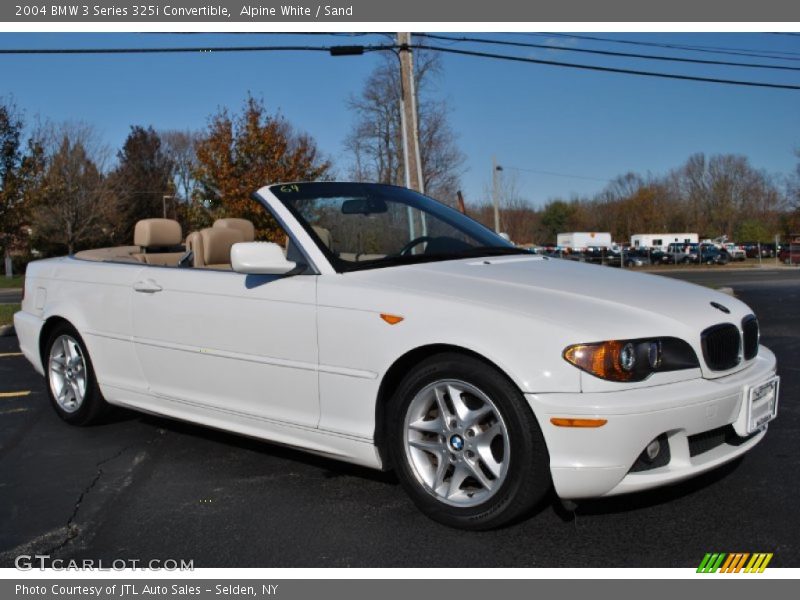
(348, 255), (754, 378)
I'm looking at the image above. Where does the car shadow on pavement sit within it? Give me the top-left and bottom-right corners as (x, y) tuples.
(551, 457), (744, 521)
(137, 413), (399, 485)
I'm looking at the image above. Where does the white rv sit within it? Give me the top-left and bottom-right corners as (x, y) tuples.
(556, 232), (612, 250)
(631, 233), (698, 252)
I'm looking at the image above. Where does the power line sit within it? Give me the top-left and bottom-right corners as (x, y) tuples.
(0, 43), (394, 55)
(416, 33), (800, 72)
(2, 41), (798, 90)
(411, 43), (800, 91)
(519, 32), (800, 62)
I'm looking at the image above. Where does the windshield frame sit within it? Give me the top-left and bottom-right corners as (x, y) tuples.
(267, 182), (525, 274)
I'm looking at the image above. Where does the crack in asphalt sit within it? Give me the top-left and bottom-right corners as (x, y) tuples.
(41, 429), (165, 557)
(42, 443), (137, 556)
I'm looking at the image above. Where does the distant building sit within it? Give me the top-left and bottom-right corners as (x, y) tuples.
(631, 233), (698, 252)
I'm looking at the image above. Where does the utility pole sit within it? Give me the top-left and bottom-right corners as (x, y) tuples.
(397, 33), (424, 194)
(162, 195), (174, 219)
(492, 157), (503, 233)
(456, 191), (467, 215)
(4, 249), (12, 278)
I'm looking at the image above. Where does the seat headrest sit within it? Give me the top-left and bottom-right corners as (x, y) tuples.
(199, 227), (244, 266)
(134, 219), (183, 248)
(213, 218), (255, 242)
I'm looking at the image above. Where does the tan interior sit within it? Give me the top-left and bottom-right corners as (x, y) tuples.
(213, 218), (255, 242)
(185, 231), (204, 266)
(73, 245), (142, 263)
(72, 216), (318, 270)
(75, 218), (186, 266)
(131, 219), (185, 266)
(191, 227), (245, 269)
(134, 219), (182, 248)
(308, 225), (385, 262)
(338, 253), (387, 262)
(312, 225), (333, 249)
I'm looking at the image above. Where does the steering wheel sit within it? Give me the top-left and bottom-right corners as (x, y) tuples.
(397, 235), (435, 256)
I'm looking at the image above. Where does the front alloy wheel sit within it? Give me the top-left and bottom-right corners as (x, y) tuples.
(389, 353), (551, 530)
(403, 379), (510, 507)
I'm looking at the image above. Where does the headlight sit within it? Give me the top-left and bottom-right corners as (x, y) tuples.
(563, 337), (699, 382)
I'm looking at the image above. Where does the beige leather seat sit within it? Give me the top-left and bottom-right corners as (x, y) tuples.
(133, 219), (184, 266)
(185, 231), (204, 267)
(312, 225), (333, 249)
(188, 227), (244, 269)
(213, 218), (255, 242)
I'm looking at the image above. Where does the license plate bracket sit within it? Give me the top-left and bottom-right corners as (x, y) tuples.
(735, 376), (780, 436)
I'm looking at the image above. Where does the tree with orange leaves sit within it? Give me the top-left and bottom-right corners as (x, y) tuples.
(194, 95), (331, 239)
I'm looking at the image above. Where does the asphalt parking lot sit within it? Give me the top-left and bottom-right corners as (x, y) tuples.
(0, 268), (797, 568)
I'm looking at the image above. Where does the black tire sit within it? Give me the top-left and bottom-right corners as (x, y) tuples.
(44, 322), (109, 426)
(387, 352), (551, 530)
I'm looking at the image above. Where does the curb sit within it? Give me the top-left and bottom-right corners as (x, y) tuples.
(0, 324), (15, 337)
(717, 287), (735, 297)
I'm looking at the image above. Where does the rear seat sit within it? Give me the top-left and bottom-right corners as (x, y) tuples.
(132, 219), (185, 266)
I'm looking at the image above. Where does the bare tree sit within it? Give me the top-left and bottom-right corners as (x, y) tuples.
(161, 129), (200, 202)
(479, 170), (538, 242)
(345, 51), (465, 203)
(671, 153), (785, 238)
(32, 123), (112, 254)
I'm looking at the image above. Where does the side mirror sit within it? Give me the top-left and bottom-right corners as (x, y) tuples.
(231, 242), (298, 275)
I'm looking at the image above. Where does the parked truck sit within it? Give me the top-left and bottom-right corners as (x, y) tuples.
(631, 233), (698, 252)
(556, 232), (612, 250)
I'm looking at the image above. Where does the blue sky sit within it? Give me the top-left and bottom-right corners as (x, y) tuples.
(0, 32), (797, 207)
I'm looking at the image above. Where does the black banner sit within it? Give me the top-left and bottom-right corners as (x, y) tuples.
(2, 1), (800, 22)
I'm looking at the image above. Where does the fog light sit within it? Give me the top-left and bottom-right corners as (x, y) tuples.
(646, 439), (661, 461)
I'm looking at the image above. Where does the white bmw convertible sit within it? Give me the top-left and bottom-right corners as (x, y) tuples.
(15, 182), (779, 529)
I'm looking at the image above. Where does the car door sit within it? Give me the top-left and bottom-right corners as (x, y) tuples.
(130, 267), (319, 427)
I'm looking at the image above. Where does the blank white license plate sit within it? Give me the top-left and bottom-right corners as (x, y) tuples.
(746, 376), (780, 434)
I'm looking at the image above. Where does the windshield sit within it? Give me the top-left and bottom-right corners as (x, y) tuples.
(270, 182), (525, 272)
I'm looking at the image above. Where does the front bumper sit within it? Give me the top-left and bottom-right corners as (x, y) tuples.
(527, 346), (777, 499)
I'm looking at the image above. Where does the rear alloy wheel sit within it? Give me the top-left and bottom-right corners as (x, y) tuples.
(388, 353), (550, 530)
(45, 323), (109, 425)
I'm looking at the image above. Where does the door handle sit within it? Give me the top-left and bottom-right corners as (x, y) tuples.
(133, 279), (163, 293)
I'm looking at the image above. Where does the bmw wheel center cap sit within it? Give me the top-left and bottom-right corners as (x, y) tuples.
(449, 434), (465, 452)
